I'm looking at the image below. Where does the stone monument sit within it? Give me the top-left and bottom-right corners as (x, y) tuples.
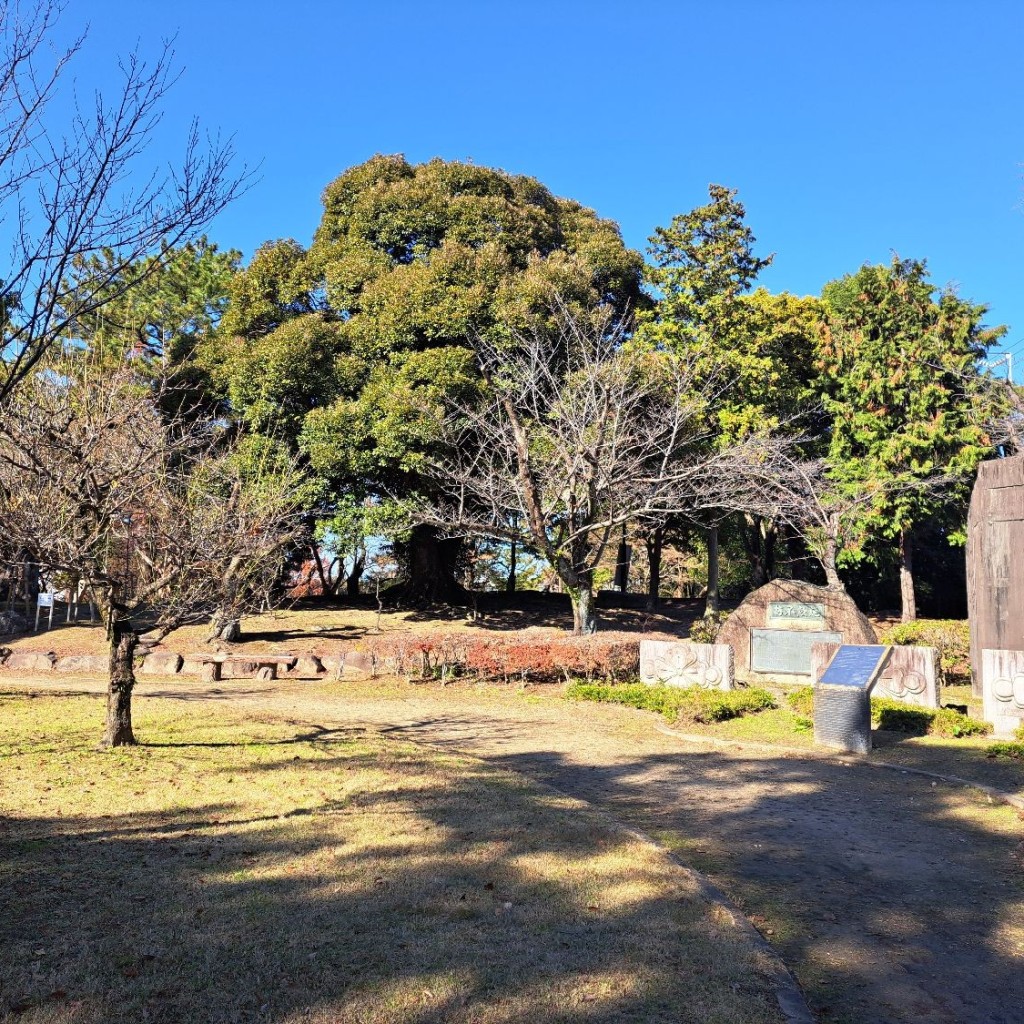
(981, 648), (1024, 738)
(639, 639), (733, 690)
(716, 579), (876, 683)
(967, 454), (1024, 696)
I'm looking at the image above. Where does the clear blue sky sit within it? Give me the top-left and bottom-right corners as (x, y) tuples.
(77, 0), (1024, 365)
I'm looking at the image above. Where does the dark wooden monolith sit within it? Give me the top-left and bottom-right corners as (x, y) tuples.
(966, 455), (1024, 696)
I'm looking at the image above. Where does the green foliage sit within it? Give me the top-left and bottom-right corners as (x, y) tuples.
(689, 612), (725, 644)
(880, 619), (970, 680)
(871, 697), (990, 738)
(213, 157), (646, 574)
(62, 238), (240, 365)
(986, 742), (1024, 760)
(820, 257), (1006, 561)
(566, 682), (777, 724)
(786, 686), (815, 717)
(638, 187), (816, 447)
(793, 715), (813, 733)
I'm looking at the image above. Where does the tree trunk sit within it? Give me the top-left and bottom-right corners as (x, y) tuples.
(646, 527), (664, 610)
(390, 524), (467, 605)
(506, 538), (516, 593)
(899, 529), (917, 623)
(822, 536), (845, 591)
(569, 586), (598, 635)
(346, 567), (361, 598)
(740, 515), (779, 588)
(704, 527), (720, 615)
(103, 619), (138, 747)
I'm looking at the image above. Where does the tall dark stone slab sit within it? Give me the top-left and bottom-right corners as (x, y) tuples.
(967, 454), (1024, 695)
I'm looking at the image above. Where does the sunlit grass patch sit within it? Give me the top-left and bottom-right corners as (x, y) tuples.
(0, 694), (783, 1024)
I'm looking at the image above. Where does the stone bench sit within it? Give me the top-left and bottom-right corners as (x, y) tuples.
(182, 653), (299, 683)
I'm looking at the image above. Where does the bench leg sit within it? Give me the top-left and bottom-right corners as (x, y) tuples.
(200, 662), (221, 683)
(256, 666), (275, 681)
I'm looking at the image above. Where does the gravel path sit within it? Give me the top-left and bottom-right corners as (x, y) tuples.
(9, 675), (1024, 1024)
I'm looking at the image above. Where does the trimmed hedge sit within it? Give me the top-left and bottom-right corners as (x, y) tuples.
(987, 742), (1024, 760)
(352, 632), (640, 683)
(871, 697), (990, 738)
(567, 682), (776, 725)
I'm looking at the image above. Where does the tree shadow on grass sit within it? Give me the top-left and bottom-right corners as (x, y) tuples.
(0, 741), (787, 1024)
(429, 739), (1023, 1024)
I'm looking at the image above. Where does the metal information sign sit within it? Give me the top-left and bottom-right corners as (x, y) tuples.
(814, 644), (891, 754)
(750, 628), (842, 675)
(819, 645), (890, 688)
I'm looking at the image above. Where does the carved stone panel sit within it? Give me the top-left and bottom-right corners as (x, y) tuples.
(874, 646), (940, 708)
(639, 640), (733, 690)
(981, 648), (1024, 738)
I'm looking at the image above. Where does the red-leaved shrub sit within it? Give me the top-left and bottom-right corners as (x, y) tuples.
(351, 631), (639, 683)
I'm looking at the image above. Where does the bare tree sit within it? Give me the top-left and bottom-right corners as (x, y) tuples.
(703, 448), (953, 597)
(0, 0), (245, 403)
(0, 360), (302, 746)
(418, 301), (791, 634)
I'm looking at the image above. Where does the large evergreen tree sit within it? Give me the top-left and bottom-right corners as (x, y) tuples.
(214, 155), (645, 603)
(820, 257), (1006, 621)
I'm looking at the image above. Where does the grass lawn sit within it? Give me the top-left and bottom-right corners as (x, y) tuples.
(0, 693), (785, 1024)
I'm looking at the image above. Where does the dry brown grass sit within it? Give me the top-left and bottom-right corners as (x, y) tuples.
(0, 693), (784, 1024)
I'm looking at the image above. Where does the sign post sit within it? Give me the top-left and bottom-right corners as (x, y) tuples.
(34, 591), (55, 632)
(814, 645), (891, 753)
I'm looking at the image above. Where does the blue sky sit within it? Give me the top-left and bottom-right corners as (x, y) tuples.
(74, 0), (1024, 367)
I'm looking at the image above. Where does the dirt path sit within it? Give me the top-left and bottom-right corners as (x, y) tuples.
(9, 675), (1024, 1024)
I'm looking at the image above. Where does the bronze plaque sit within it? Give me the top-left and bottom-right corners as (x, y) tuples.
(750, 628), (843, 675)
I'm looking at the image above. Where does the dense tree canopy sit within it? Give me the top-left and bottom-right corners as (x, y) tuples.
(819, 256), (1007, 619)
(213, 155), (647, 600)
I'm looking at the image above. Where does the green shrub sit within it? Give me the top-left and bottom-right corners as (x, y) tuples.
(880, 619), (970, 683)
(931, 707), (990, 738)
(689, 612), (725, 645)
(987, 741), (1024, 760)
(871, 699), (933, 735)
(871, 696), (990, 738)
(1016, 723), (1024, 742)
(793, 715), (813, 733)
(786, 686), (814, 717)
(566, 682), (776, 725)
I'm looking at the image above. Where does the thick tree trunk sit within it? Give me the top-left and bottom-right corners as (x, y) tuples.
(506, 538), (517, 593)
(390, 525), (467, 605)
(646, 527), (664, 610)
(569, 586), (598, 635)
(822, 537), (845, 591)
(899, 530), (917, 623)
(704, 527), (720, 615)
(103, 620), (138, 747)
(741, 515), (777, 588)
(346, 567), (361, 599)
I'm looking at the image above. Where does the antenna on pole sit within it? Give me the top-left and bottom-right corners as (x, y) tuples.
(985, 351), (1014, 384)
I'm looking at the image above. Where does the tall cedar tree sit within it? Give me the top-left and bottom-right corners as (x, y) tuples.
(819, 257), (1006, 621)
(638, 185), (783, 607)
